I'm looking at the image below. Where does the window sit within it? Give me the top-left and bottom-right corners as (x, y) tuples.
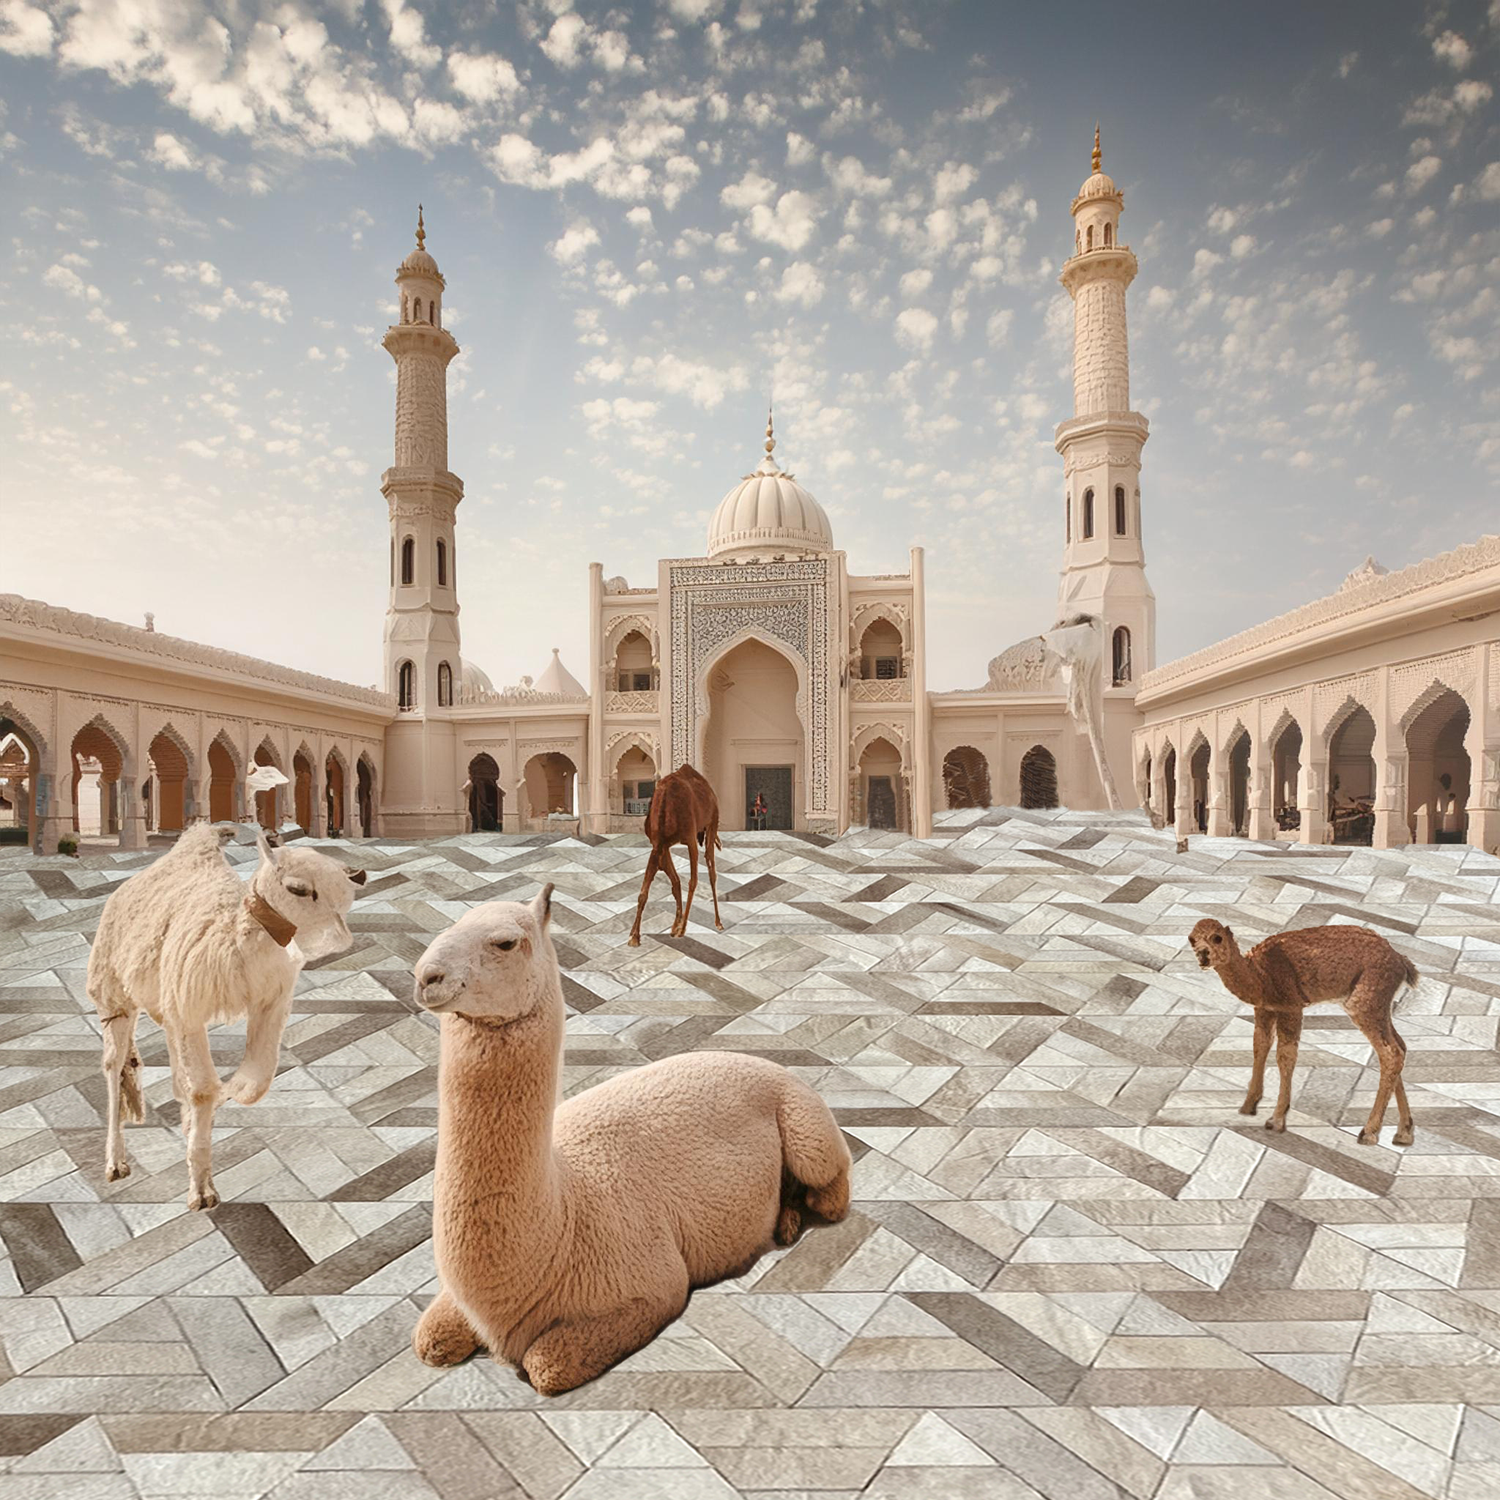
(400, 536), (414, 586)
(1114, 485), (1126, 536)
(437, 661), (452, 707)
(436, 538), (447, 587)
(1103, 223), (1112, 247)
(1112, 627), (1132, 685)
(1085, 224), (1093, 250)
(1082, 489), (1095, 539)
(874, 656), (900, 680)
(429, 300), (436, 324)
(397, 661), (415, 709)
(1065, 493), (1071, 543)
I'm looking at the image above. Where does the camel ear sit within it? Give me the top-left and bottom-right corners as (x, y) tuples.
(255, 831), (280, 867)
(1224, 925), (1234, 942)
(347, 868), (367, 886)
(533, 882), (554, 928)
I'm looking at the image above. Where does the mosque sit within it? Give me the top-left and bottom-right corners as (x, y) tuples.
(2, 135), (1497, 854)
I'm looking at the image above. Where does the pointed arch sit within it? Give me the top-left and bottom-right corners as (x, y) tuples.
(0, 700), (50, 767)
(1399, 678), (1472, 737)
(1320, 693), (1370, 750)
(1220, 718), (1250, 757)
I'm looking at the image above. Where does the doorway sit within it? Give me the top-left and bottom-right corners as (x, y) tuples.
(745, 765), (793, 830)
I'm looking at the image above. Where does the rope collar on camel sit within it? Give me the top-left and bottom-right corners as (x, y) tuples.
(244, 891), (298, 948)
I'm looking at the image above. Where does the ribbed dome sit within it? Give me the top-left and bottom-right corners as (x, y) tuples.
(398, 247), (441, 278)
(460, 659), (494, 695)
(707, 418), (833, 561)
(1076, 170), (1119, 202)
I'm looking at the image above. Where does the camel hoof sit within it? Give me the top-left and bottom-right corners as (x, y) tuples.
(715, 921), (724, 931)
(105, 1162), (130, 1182)
(775, 1206), (803, 1246)
(1356, 1129), (1377, 1145)
(1265, 1117), (1286, 1133)
(1239, 1103), (1258, 1116)
(1393, 1128), (1414, 1147)
(627, 936), (641, 948)
(187, 1188), (220, 1212)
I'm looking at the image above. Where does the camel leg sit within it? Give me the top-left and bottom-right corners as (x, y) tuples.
(1350, 983), (1411, 1145)
(1240, 1007), (1273, 1117)
(170, 1020), (222, 1211)
(520, 1283), (688, 1395)
(706, 820), (724, 931)
(413, 1287), (481, 1367)
(100, 1011), (139, 1182)
(675, 836), (700, 938)
(660, 845), (683, 936)
(628, 846), (661, 947)
(223, 991), (290, 1106)
(1267, 1009), (1301, 1134)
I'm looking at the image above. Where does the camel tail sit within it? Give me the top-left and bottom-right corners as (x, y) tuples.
(1398, 953), (1419, 1004)
(777, 1076), (852, 1224)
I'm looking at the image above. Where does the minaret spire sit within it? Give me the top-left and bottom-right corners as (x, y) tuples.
(1092, 124), (1101, 173)
(764, 402), (775, 458)
(416, 203), (425, 251)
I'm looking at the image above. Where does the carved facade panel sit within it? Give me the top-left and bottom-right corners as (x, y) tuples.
(669, 560), (831, 815)
(1390, 647), (1479, 725)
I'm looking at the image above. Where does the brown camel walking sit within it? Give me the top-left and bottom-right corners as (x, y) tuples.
(1189, 918), (1418, 1146)
(628, 764), (724, 947)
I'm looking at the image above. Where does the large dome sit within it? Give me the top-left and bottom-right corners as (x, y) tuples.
(706, 418), (833, 561)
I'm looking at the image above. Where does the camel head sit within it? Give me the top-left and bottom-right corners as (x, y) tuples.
(1189, 917), (1239, 971)
(252, 832), (365, 959)
(414, 883), (556, 1024)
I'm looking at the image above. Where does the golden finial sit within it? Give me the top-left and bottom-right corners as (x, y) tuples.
(416, 204), (426, 251)
(1092, 124), (1101, 174)
(764, 402), (776, 457)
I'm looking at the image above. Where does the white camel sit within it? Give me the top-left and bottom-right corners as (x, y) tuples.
(87, 824), (365, 1209)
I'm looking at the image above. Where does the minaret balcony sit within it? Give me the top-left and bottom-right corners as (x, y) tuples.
(1059, 245), (1137, 293)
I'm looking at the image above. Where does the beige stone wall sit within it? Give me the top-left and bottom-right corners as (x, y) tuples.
(1, 602), (391, 854)
(1072, 277), (1130, 415)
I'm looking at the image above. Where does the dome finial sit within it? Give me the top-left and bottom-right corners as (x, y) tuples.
(416, 204), (426, 251)
(1092, 124), (1101, 174)
(764, 400), (775, 458)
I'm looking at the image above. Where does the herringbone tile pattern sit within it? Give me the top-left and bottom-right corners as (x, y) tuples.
(2, 809), (1499, 1498)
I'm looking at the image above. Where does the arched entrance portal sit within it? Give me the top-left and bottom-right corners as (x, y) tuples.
(702, 637), (802, 831)
(1163, 747), (1177, 824)
(1189, 740), (1210, 833)
(857, 736), (906, 831)
(943, 746), (992, 809)
(1019, 745), (1058, 809)
(1405, 688), (1470, 844)
(293, 748), (314, 831)
(253, 740), (283, 830)
(615, 746), (657, 819)
(72, 721), (125, 840)
(468, 753), (502, 832)
(1228, 730), (1251, 837)
(1328, 705), (1376, 845)
(148, 731), (190, 833)
(356, 756), (375, 838)
(0, 726), (36, 844)
(523, 752), (576, 826)
(208, 735), (238, 823)
(325, 753), (347, 837)
(1271, 719), (1302, 833)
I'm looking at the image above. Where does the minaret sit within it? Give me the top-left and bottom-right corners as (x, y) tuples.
(382, 206), (463, 716)
(1054, 128), (1156, 688)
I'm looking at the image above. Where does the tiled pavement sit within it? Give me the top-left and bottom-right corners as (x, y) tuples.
(2, 809), (1500, 1500)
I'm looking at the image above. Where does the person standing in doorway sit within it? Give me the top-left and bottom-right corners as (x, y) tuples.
(751, 791), (768, 830)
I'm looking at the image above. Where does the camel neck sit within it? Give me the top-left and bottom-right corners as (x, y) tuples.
(1217, 950), (1268, 1006)
(435, 1009), (566, 1235)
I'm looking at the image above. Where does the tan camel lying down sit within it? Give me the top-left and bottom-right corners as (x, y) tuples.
(411, 884), (852, 1395)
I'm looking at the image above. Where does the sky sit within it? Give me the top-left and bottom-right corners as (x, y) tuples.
(2, 0), (1498, 694)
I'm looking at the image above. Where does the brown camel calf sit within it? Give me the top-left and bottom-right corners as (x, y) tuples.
(628, 764), (723, 946)
(1188, 918), (1419, 1146)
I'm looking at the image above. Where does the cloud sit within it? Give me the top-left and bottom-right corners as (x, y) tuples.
(932, 162), (977, 203)
(148, 130), (196, 170)
(721, 169), (777, 210)
(0, 0), (52, 57)
(824, 154), (891, 197)
(1431, 30), (1472, 69)
(630, 352), (748, 409)
(447, 50), (521, 102)
(549, 224), (600, 264)
(899, 268), (933, 298)
(1230, 234), (1256, 258)
(43, 262), (101, 301)
(786, 131), (814, 166)
(1476, 162), (1500, 201)
(775, 261), (824, 306)
(1405, 154), (1442, 193)
(382, 0), (440, 69)
(745, 190), (821, 251)
(894, 306), (938, 352)
(668, 0), (723, 19)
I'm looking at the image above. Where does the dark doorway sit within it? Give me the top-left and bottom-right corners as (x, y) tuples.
(867, 775), (897, 830)
(468, 753), (502, 832)
(745, 765), (793, 830)
(1019, 745), (1059, 809)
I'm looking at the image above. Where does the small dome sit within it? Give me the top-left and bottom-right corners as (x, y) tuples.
(398, 247), (441, 278)
(460, 659), (494, 695)
(706, 416), (833, 561)
(1076, 170), (1118, 202)
(534, 649), (586, 697)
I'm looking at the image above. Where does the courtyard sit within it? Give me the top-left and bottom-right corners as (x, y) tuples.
(1, 809), (1499, 1499)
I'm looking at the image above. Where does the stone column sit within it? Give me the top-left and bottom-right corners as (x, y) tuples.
(116, 776), (144, 850)
(1248, 755), (1275, 842)
(1206, 763), (1231, 837)
(1372, 745), (1408, 850)
(1299, 758), (1327, 845)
